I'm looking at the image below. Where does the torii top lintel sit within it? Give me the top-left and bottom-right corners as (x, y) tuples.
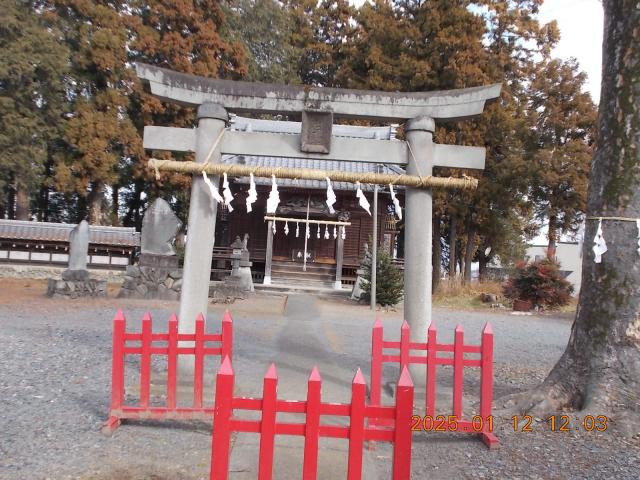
(136, 63), (501, 122)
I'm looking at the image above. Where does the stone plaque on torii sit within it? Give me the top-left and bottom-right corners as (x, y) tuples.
(136, 63), (500, 346)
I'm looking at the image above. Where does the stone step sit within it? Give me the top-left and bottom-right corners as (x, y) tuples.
(270, 269), (335, 281)
(271, 263), (336, 274)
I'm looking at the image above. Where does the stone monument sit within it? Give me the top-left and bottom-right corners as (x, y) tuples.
(118, 198), (183, 300)
(210, 234), (254, 304)
(46, 220), (107, 298)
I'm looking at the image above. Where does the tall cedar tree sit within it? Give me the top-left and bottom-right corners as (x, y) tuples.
(0, 1), (69, 219)
(222, 0), (299, 84)
(504, 0), (640, 436)
(125, 0), (247, 228)
(528, 58), (597, 253)
(50, 0), (140, 225)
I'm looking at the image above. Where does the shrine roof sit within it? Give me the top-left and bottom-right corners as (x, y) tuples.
(223, 116), (404, 191)
(0, 219), (140, 246)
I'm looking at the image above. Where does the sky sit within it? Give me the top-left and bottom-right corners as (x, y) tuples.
(537, 0), (604, 102)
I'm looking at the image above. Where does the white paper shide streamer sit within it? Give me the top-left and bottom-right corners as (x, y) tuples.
(246, 173), (258, 212)
(389, 184), (402, 220)
(356, 182), (371, 215)
(341, 227), (346, 240)
(306, 224), (310, 239)
(202, 171), (224, 203)
(296, 222), (300, 238)
(316, 224), (321, 239)
(325, 177), (336, 214)
(272, 220), (276, 235)
(333, 226), (337, 239)
(284, 221), (289, 236)
(324, 224), (330, 239)
(222, 173), (234, 212)
(266, 175), (280, 214)
(592, 219), (608, 263)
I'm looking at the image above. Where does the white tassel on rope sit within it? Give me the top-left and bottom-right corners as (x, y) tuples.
(202, 171), (223, 202)
(284, 221), (289, 236)
(296, 222), (300, 238)
(325, 177), (336, 214)
(266, 174), (280, 214)
(356, 182), (371, 215)
(389, 184), (402, 220)
(637, 220), (640, 255)
(246, 172), (257, 212)
(324, 224), (330, 239)
(222, 173), (234, 212)
(592, 219), (607, 263)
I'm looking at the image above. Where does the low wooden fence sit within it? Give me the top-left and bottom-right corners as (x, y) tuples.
(103, 309), (233, 434)
(210, 357), (414, 480)
(369, 319), (497, 447)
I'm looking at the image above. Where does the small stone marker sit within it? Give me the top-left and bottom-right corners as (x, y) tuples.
(48, 220), (107, 298)
(62, 220), (90, 281)
(141, 198), (182, 256)
(119, 198), (183, 300)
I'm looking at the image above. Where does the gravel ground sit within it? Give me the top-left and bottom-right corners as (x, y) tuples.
(0, 279), (638, 479)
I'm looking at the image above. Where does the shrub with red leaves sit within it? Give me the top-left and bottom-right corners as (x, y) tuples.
(502, 258), (574, 309)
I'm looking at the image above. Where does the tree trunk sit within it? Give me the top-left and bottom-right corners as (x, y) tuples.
(7, 185), (16, 219)
(448, 214), (457, 276)
(15, 185), (30, 220)
(463, 219), (476, 284)
(505, 0), (640, 436)
(547, 213), (558, 258)
(478, 254), (488, 281)
(432, 214), (442, 292)
(87, 181), (103, 224)
(5, 186), (15, 219)
(111, 185), (120, 225)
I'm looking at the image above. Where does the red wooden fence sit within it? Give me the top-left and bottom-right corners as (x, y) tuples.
(370, 319), (498, 447)
(103, 309), (233, 434)
(210, 357), (414, 480)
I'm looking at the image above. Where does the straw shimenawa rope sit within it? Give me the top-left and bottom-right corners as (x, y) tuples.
(148, 158), (478, 191)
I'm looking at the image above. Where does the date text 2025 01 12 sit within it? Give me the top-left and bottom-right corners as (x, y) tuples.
(411, 415), (609, 433)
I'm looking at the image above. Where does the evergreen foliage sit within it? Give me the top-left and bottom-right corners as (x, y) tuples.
(0, 0), (598, 276)
(502, 258), (574, 309)
(361, 249), (404, 307)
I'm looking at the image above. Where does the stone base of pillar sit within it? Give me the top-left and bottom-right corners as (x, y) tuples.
(263, 275), (271, 285)
(333, 281), (342, 290)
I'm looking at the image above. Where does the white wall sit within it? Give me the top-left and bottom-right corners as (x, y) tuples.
(525, 242), (582, 295)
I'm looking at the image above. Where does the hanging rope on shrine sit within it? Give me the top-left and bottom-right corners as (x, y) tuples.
(148, 158), (478, 190)
(263, 216), (351, 227)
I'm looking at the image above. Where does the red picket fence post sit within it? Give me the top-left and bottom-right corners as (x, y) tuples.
(209, 364), (414, 480)
(369, 319), (498, 448)
(211, 356), (234, 480)
(392, 367), (413, 480)
(103, 309), (234, 435)
(480, 323), (494, 434)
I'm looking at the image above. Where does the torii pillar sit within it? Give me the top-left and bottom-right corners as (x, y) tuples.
(178, 103), (227, 337)
(404, 116), (435, 338)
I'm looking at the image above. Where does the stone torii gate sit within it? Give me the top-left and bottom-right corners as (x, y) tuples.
(137, 63), (500, 346)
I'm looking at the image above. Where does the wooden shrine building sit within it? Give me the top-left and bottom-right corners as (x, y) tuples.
(214, 116), (404, 289)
